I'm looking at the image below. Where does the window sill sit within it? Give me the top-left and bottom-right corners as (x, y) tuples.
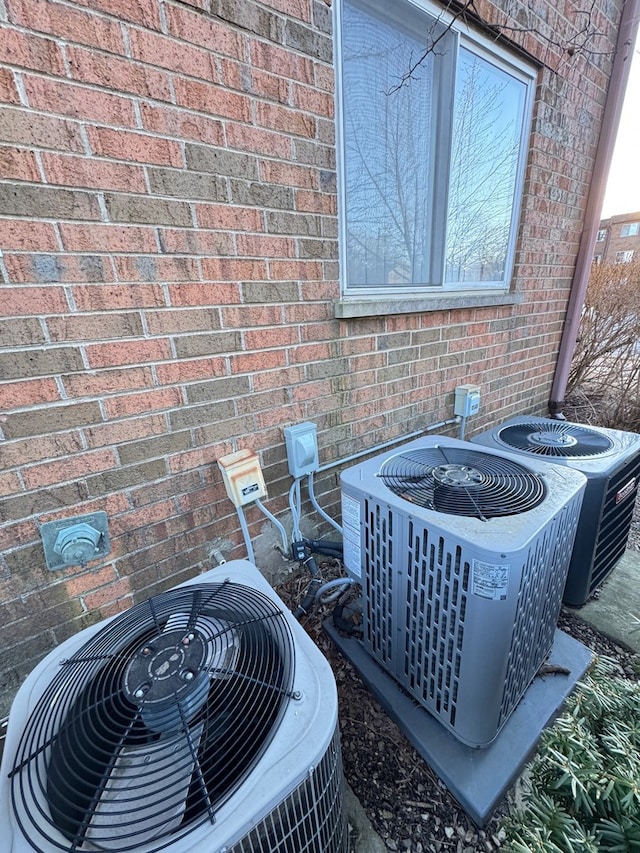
(334, 290), (524, 319)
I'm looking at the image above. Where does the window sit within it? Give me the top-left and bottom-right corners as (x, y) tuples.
(620, 223), (639, 237)
(336, 0), (535, 299)
(593, 255), (602, 265)
(616, 250), (634, 263)
(596, 229), (606, 242)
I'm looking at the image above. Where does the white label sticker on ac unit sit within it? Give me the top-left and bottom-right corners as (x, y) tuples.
(472, 559), (509, 600)
(341, 493), (361, 578)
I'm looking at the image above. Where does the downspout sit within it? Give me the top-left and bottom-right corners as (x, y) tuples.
(548, 0), (640, 418)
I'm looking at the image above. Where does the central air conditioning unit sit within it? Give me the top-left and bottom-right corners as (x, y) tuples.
(0, 560), (348, 853)
(340, 436), (586, 748)
(472, 416), (640, 606)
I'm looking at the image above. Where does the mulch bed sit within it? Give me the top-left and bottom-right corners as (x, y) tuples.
(276, 563), (640, 853)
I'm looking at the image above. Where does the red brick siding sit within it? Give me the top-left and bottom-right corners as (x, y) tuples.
(0, 0), (623, 714)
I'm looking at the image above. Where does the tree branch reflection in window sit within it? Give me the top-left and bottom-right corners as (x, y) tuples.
(338, 0), (534, 294)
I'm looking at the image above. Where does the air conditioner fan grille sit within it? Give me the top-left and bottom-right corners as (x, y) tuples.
(496, 422), (614, 458)
(9, 581), (295, 853)
(378, 446), (545, 518)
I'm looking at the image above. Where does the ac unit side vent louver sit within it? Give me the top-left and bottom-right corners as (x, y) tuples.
(588, 450), (640, 592)
(473, 417), (640, 605)
(341, 436), (587, 747)
(0, 561), (348, 853)
(228, 727), (345, 853)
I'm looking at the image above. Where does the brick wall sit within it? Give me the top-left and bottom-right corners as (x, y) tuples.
(0, 0), (623, 716)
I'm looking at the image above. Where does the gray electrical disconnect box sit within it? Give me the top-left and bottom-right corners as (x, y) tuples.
(454, 385), (481, 418)
(284, 422), (319, 478)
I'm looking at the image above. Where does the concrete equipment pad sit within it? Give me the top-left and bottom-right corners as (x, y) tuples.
(576, 551), (640, 653)
(324, 623), (592, 827)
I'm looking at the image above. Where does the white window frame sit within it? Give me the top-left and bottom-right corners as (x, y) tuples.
(334, 0), (536, 312)
(616, 250), (634, 263)
(596, 229), (607, 242)
(620, 223), (639, 237)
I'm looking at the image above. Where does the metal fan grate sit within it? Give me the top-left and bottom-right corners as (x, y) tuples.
(378, 446), (545, 519)
(496, 421), (614, 458)
(9, 581), (296, 853)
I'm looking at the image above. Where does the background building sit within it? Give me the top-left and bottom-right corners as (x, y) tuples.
(594, 211), (640, 263)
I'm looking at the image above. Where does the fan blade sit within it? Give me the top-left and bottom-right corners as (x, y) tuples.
(433, 483), (486, 520)
(85, 724), (205, 849)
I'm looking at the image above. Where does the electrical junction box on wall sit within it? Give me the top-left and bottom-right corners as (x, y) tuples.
(218, 449), (267, 507)
(454, 384), (481, 417)
(284, 422), (319, 478)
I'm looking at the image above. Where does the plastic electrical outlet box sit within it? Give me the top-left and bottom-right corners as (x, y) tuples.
(217, 449), (267, 507)
(284, 422), (319, 478)
(454, 384), (481, 418)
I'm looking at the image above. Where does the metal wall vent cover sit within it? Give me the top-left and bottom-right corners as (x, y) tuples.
(341, 435), (586, 747)
(495, 421), (614, 458)
(0, 561), (348, 853)
(378, 446), (546, 518)
(473, 416), (640, 605)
